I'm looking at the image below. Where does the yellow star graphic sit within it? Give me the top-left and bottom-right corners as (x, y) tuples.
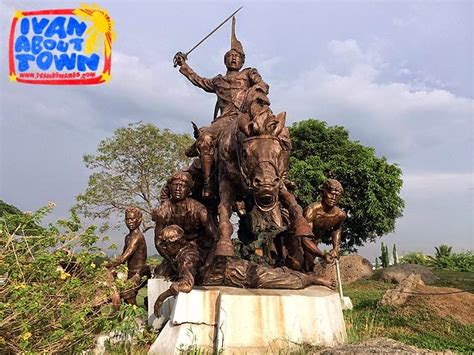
(100, 72), (111, 82)
(9, 73), (17, 82)
(14, 10), (24, 20)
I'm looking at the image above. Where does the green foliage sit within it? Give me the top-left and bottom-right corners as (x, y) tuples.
(392, 244), (398, 265)
(344, 278), (474, 352)
(380, 242), (390, 268)
(0, 205), (146, 353)
(375, 257), (380, 269)
(178, 328), (214, 354)
(435, 245), (452, 259)
(289, 120), (404, 251)
(0, 199), (45, 235)
(400, 251), (432, 266)
(401, 247), (474, 272)
(75, 122), (193, 231)
(432, 250), (474, 272)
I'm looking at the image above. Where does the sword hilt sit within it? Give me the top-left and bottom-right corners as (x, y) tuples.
(173, 51), (188, 68)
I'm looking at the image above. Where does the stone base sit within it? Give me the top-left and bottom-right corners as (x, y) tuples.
(148, 279), (346, 354)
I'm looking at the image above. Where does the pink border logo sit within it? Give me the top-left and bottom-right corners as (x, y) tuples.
(9, 6), (115, 85)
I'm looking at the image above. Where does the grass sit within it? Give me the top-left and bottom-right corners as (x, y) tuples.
(342, 271), (474, 353)
(432, 269), (474, 291)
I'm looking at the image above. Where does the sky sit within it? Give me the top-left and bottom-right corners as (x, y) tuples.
(0, 0), (472, 262)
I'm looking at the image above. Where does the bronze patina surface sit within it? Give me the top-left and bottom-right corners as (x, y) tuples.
(302, 179), (347, 271)
(174, 17), (311, 257)
(108, 206), (150, 305)
(150, 15), (345, 314)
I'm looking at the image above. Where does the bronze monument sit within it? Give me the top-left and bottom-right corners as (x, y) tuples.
(149, 13), (346, 316)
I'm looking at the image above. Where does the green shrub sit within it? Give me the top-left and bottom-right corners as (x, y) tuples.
(400, 252), (432, 266)
(0, 204), (148, 353)
(432, 251), (474, 272)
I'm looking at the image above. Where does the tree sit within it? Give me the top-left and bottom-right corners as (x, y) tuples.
(380, 242), (390, 268)
(289, 119), (404, 251)
(75, 122), (194, 231)
(392, 244), (399, 265)
(434, 244), (452, 259)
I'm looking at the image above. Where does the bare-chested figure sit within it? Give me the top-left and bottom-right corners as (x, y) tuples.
(302, 179), (347, 272)
(108, 206), (150, 305)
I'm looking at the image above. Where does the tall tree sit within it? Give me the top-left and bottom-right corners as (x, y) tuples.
(289, 119), (404, 251)
(75, 122), (193, 231)
(392, 244), (399, 265)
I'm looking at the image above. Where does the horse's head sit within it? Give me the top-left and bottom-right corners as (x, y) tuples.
(240, 135), (284, 212)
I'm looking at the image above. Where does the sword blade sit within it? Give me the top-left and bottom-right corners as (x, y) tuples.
(185, 6), (243, 57)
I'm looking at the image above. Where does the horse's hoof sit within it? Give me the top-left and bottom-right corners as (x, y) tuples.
(215, 241), (234, 256)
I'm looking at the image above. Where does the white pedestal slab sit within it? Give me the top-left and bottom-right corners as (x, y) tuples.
(148, 282), (346, 355)
(147, 278), (173, 329)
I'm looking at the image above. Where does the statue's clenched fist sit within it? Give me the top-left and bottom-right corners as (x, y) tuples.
(173, 52), (187, 67)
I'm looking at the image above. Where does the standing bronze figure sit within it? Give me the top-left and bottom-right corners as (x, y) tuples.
(302, 179), (347, 271)
(108, 206), (150, 305)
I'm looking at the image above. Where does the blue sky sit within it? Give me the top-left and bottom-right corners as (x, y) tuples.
(0, 0), (472, 261)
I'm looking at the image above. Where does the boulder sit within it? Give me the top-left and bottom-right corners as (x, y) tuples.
(380, 264), (439, 284)
(379, 273), (424, 307)
(314, 255), (373, 284)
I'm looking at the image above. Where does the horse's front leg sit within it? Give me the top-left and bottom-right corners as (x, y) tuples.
(279, 186), (313, 270)
(215, 177), (235, 256)
(279, 186), (312, 237)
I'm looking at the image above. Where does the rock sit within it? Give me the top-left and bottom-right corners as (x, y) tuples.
(317, 337), (452, 354)
(380, 264), (439, 284)
(314, 255), (373, 284)
(379, 273), (424, 307)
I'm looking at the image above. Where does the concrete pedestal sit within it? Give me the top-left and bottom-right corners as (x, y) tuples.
(148, 279), (346, 354)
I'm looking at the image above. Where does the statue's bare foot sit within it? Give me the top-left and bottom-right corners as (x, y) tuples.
(309, 274), (336, 290)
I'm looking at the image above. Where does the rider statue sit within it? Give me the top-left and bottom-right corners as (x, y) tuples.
(174, 17), (269, 199)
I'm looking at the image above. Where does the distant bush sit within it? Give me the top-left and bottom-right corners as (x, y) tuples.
(400, 252), (432, 266)
(400, 247), (474, 273)
(431, 251), (474, 272)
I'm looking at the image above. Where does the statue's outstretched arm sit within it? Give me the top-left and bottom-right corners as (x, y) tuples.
(179, 63), (215, 93)
(113, 233), (139, 265)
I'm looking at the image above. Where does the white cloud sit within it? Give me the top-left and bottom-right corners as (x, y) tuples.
(270, 39), (473, 163)
(403, 172), (474, 197)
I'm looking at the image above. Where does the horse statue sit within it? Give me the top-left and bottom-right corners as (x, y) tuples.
(200, 89), (311, 269)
